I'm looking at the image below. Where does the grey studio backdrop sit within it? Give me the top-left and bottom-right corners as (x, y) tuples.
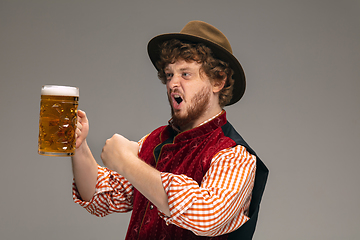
(1, 1), (359, 239)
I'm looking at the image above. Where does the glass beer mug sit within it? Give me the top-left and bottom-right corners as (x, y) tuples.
(38, 85), (79, 156)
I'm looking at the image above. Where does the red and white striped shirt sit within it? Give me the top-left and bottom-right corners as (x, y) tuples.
(73, 116), (256, 236)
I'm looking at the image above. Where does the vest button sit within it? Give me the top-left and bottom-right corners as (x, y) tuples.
(150, 204), (154, 210)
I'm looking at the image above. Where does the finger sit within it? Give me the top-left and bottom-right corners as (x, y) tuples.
(77, 110), (88, 124)
(76, 121), (83, 130)
(75, 128), (81, 138)
(78, 109), (86, 117)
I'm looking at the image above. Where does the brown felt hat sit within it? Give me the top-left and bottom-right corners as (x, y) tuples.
(147, 20), (246, 106)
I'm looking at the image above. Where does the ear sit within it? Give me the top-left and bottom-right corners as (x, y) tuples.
(212, 76), (226, 93)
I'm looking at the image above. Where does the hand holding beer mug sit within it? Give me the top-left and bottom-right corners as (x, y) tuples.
(38, 85), (79, 156)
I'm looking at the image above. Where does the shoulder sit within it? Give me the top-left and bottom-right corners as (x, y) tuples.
(221, 121), (258, 157)
(138, 125), (169, 152)
(212, 145), (257, 167)
(138, 125), (168, 143)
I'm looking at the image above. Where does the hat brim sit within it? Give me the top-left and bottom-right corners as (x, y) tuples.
(147, 33), (246, 106)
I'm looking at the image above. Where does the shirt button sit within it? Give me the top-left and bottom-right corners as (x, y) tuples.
(150, 205), (154, 210)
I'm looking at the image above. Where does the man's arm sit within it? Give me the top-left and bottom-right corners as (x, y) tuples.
(159, 145), (256, 236)
(71, 110), (98, 202)
(101, 134), (171, 217)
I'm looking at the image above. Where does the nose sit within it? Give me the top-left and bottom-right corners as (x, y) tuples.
(167, 74), (181, 90)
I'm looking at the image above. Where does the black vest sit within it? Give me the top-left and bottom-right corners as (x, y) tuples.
(222, 121), (269, 240)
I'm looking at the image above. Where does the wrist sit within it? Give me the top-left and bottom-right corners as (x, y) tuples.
(114, 153), (136, 176)
(73, 140), (91, 159)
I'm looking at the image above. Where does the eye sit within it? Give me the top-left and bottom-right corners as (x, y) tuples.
(165, 72), (173, 81)
(182, 72), (191, 78)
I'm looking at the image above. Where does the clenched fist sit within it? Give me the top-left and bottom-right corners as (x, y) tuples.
(101, 134), (140, 174)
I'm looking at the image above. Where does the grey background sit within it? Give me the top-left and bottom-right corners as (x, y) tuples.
(1, 0), (359, 239)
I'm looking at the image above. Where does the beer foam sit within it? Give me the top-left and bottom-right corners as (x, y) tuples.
(41, 85), (79, 96)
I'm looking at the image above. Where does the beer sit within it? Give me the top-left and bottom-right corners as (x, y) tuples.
(38, 85), (79, 156)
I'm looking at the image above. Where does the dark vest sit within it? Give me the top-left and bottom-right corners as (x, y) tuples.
(125, 112), (269, 240)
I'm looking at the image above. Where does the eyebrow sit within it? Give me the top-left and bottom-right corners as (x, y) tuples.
(180, 67), (193, 71)
(164, 67), (195, 72)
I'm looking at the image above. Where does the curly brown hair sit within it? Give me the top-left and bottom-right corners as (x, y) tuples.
(156, 39), (234, 107)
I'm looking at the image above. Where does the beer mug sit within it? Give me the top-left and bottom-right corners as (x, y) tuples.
(38, 85), (79, 156)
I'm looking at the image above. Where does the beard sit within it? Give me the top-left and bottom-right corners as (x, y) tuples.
(168, 86), (211, 128)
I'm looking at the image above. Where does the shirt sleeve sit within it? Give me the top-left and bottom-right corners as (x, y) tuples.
(159, 145), (256, 236)
(72, 134), (149, 217)
(72, 165), (134, 217)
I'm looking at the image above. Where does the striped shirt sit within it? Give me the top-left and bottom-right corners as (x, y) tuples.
(73, 115), (256, 237)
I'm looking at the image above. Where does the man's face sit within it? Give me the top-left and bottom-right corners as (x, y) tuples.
(165, 60), (214, 128)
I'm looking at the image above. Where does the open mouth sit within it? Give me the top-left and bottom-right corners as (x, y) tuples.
(174, 94), (183, 104)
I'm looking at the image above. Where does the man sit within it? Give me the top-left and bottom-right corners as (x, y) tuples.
(72, 20), (268, 240)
